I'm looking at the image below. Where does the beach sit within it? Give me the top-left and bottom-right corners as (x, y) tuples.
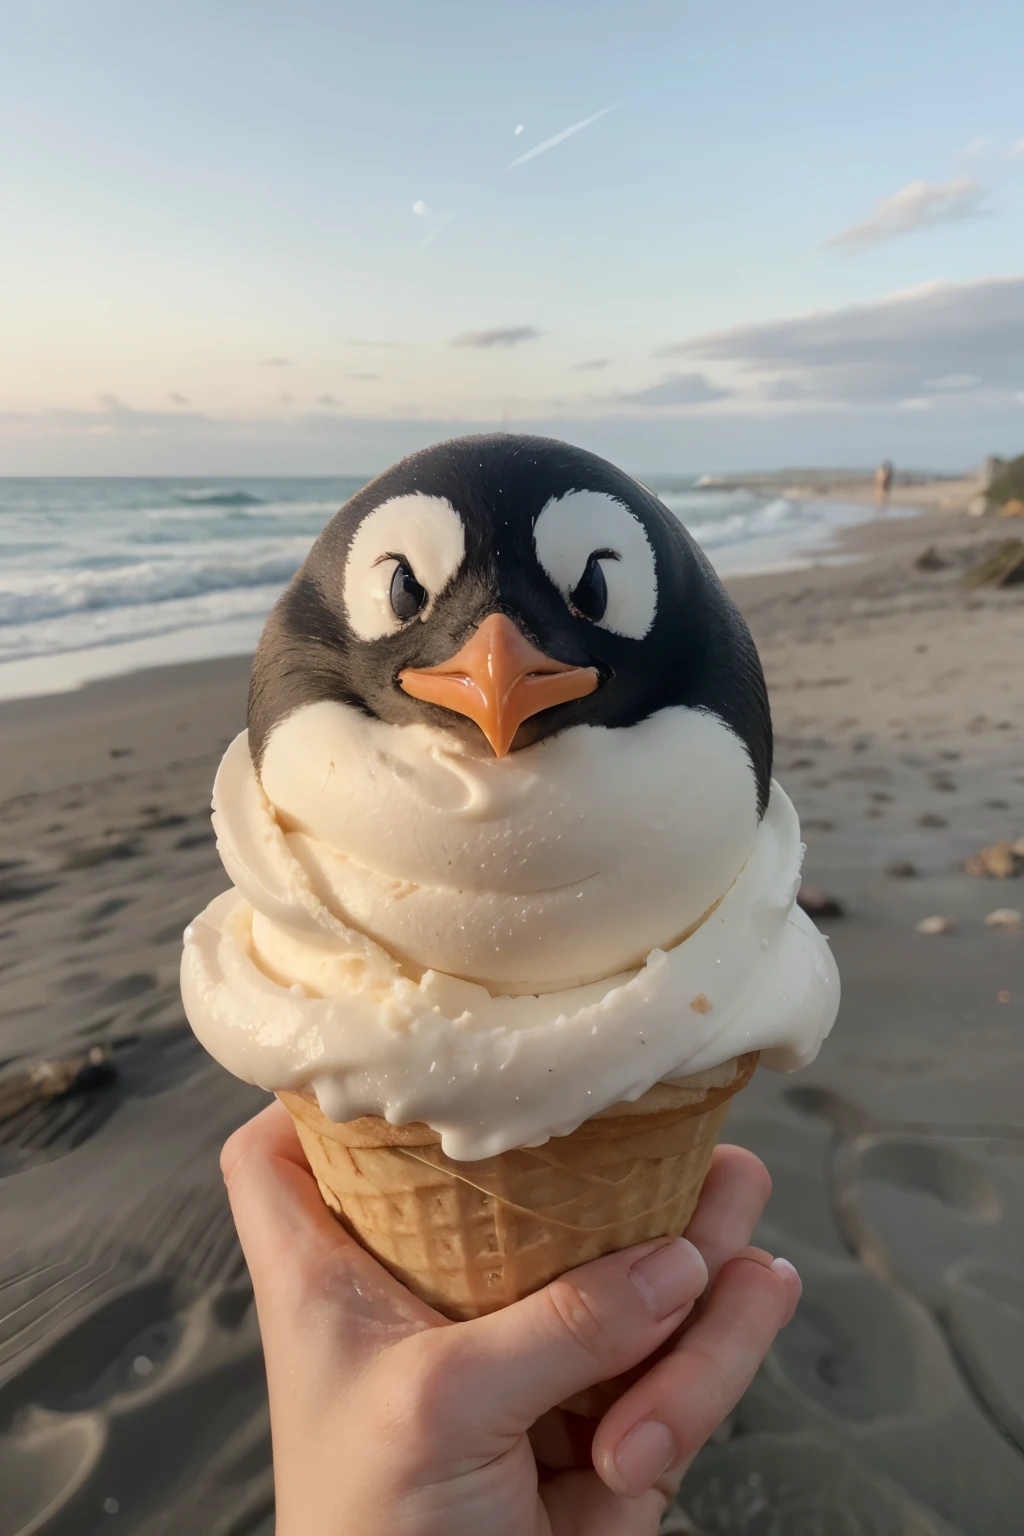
(1, 483), (1023, 1535)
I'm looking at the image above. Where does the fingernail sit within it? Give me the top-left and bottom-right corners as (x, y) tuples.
(629, 1238), (707, 1319)
(612, 1418), (676, 1496)
(771, 1256), (802, 1322)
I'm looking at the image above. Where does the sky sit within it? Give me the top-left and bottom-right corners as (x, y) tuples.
(2, 0), (1024, 476)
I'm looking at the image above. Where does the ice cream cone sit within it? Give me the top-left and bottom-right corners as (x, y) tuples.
(278, 1051), (757, 1325)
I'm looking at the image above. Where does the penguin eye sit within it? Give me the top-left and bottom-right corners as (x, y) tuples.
(534, 490), (657, 640)
(389, 560), (428, 620)
(569, 550), (618, 624)
(342, 493), (466, 640)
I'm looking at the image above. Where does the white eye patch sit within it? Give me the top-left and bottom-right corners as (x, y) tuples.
(342, 493), (466, 641)
(533, 490), (657, 640)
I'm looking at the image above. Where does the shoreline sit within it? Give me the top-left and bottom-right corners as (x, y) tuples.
(0, 475), (984, 731)
(0, 476), (946, 708)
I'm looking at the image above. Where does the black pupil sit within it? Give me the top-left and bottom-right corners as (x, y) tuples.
(571, 555), (608, 623)
(390, 561), (427, 620)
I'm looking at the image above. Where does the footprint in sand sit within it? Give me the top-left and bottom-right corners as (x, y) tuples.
(718, 1083), (1024, 1535)
(0, 1278), (269, 1536)
(681, 1430), (963, 1535)
(836, 1129), (1024, 1456)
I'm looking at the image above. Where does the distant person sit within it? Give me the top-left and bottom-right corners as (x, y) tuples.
(874, 460), (894, 506)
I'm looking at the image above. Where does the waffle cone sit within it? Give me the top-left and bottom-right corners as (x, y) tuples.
(278, 1052), (757, 1325)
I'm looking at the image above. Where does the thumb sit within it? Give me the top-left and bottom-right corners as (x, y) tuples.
(451, 1235), (708, 1432)
(221, 1100), (348, 1300)
(221, 1102), (438, 1350)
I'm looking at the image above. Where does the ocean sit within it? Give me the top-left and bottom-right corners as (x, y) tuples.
(0, 476), (875, 701)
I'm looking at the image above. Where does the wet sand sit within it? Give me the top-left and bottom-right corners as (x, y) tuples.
(1, 490), (1022, 1535)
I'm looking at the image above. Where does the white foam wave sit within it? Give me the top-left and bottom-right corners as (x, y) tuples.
(0, 476), (886, 691)
(0, 542), (309, 627)
(0, 583), (288, 662)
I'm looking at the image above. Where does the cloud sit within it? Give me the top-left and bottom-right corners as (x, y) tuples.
(506, 104), (618, 169)
(925, 373), (981, 391)
(30, 395), (217, 436)
(344, 371), (380, 381)
(573, 358), (613, 371)
(824, 177), (983, 250)
(168, 391), (188, 405)
(514, 124), (524, 136)
(619, 372), (731, 408)
(9, 397), (1024, 480)
(261, 356), (291, 367)
(759, 379), (809, 402)
(317, 393), (338, 406)
(952, 135), (1024, 173)
(662, 275), (1024, 405)
(278, 393), (293, 404)
(452, 326), (541, 349)
(344, 338), (406, 349)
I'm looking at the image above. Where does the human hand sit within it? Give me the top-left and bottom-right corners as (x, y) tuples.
(222, 1102), (800, 1536)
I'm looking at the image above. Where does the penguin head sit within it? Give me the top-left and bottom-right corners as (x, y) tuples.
(248, 433), (772, 812)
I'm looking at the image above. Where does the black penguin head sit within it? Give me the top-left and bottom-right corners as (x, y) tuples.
(248, 433), (773, 812)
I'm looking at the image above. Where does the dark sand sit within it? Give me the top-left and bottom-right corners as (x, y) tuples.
(1, 490), (1022, 1534)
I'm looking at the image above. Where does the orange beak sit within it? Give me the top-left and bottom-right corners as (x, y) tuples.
(398, 613), (598, 757)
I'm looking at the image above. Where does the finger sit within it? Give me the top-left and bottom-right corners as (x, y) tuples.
(540, 1469), (668, 1535)
(222, 1101), (438, 1344)
(682, 1144), (772, 1284)
(450, 1235), (709, 1433)
(539, 1147), (774, 1452)
(593, 1250), (801, 1498)
(221, 1101), (344, 1284)
(222, 1098), (309, 1177)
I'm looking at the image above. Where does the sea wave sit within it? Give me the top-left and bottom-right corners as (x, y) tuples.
(0, 543), (309, 627)
(173, 489), (264, 507)
(0, 475), (879, 687)
(0, 583), (287, 663)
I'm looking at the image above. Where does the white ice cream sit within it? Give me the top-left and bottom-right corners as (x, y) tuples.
(181, 703), (839, 1159)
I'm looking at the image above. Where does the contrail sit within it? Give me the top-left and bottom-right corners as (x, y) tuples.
(506, 103), (619, 168)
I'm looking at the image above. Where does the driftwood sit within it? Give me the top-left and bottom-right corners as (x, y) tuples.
(0, 1046), (117, 1124)
(962, 539), (1024, 589)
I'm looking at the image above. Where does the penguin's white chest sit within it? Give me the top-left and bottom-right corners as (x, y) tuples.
(259, 700), (760, 992)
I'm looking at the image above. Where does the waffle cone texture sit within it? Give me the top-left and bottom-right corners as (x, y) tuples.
(278, 1052), (757, 1322)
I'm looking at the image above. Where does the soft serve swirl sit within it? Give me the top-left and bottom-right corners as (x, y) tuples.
(180, 704), (840, 1160)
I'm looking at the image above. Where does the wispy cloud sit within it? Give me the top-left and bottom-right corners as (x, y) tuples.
(573, 357), (613, 371)
(663, 275), (1024, 405)
(168, 391), (188, 405)
(6, 390), (1022, 478)
(33, 394), (217, 434)
(759, 379), (808, 402)
(317, 393), (338, 406)
(952, 135), (1024, 173)
(452, 326), (541, 349)
(344, 371), (381, 381)
(506, 104), (618, 169)
(344, 338), (407, 350)
(260, 356), (291, 367)
(925, 372), (981, 391)
(824, 177), (983, 251)
(619, 372), (731, 408)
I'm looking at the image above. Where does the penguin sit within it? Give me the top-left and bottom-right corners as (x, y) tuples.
(248, 432), (772, 811)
